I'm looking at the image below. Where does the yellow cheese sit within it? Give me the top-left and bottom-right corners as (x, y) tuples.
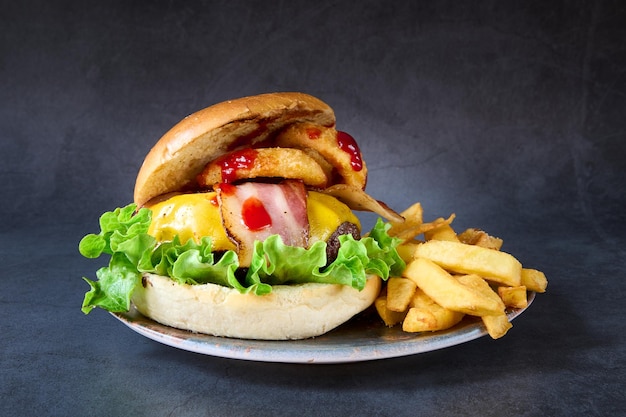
(147, 190), (360, 249)
(147, 192), (236, 251)
(307, 191), (360, 244)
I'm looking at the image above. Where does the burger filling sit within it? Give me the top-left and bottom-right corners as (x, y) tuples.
(147, 181), (362, 267)
(79, 121), (406, 315)
(79, 191), (404, 314)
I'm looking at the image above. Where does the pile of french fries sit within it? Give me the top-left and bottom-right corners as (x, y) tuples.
(376, 203), (547, 339)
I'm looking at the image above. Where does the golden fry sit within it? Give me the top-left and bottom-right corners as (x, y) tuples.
(387, 202), (423, 237)
(412, 240), (522, 287)
(424, 223), (460, 242)
(374, 295), (406, 327)
(402, 288), (465, 332)
(395, 240), (421, 263)
(454, 275), (513, 339)
(394, 214), (456, 241)
(498, 286), (528, 309)
(481, 313), (513, 339)
(521, 268), (548, 293)
(456, 274), (505, 309)
(386, 277), (417, 312)
(402, 258), (504, 316)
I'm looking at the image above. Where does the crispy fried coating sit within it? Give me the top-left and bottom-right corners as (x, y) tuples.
(197, 147), (330, 189)
(274, 123), (368, 190)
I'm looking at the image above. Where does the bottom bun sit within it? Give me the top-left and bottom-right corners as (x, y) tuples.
(132, 273), (382, 340)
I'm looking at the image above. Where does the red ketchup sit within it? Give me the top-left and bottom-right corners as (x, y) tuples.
(336, 131), (363, 171)
(217, 182), (237, 196)
(241, 197), (272, 231)
(217, 148), (258, 183)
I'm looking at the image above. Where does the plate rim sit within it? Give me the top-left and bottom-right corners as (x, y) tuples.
(112, 291), (535, 364)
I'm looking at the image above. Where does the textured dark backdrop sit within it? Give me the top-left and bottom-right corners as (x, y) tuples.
(4, 1), (624, 237)
(1, 1), (625, 416)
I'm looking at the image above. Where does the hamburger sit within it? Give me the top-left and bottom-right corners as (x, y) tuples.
(79, 92), (406, 340)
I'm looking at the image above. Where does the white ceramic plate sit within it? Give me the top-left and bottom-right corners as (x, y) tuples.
(112, 292), (534, 364)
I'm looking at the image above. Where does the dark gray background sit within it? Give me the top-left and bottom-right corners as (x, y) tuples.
(1, 1), (625, 416)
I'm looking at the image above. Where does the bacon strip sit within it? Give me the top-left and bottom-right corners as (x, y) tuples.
(217, 180), (309, 267)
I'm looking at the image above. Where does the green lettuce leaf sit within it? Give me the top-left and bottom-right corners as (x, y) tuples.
(245, 220), (405, 291)
(79, 204), (152, 258)
(79, 204), (405, 314)
(79, 204), (155, 313)
(142, 236), (265, 294)
(81, 252), (142, 314)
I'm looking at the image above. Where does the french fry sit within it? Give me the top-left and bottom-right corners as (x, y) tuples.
(372, 203), (547, 340)
(402, 258), (504, 316)
(456, 274), (505, 310)
(396, 240), (421, 263)
(424, 223), (460, 242)
(455, 274), (513, 338)
(386, 277), (417, 312)
(394, 215), (456, 241)
(409, 215), (456, 239)
(457, 228), (503, 250)
(387, 201), (457, 241)
(481, 313), (513, 339)
(399, 201), (425, 220)
(498, 286), (528, 309)
(521, 268), (548, 293)
(387, 202), (423, 237)
(402, 288), (465, 332)
(374, 295), (406, 327)
(412, 240), (522, 287)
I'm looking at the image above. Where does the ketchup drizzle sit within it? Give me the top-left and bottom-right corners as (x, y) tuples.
(336, 131), (363, 171)
(217, 148), (258, 183)
(241, 197), (272, 231)
(217, 182), (237, 196)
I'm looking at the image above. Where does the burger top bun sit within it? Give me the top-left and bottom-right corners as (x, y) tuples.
(134, 92), (335, 207)
(132, 273), (382, 340)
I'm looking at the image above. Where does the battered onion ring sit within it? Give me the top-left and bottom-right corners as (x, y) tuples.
(197, 147), (330, 189)
(274, 122), (368, 190)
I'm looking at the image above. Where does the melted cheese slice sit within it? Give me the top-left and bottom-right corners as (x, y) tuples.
(307, 191), (360, 244)
(147, 191), (360, 249)
(147, 192), (236, 251)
